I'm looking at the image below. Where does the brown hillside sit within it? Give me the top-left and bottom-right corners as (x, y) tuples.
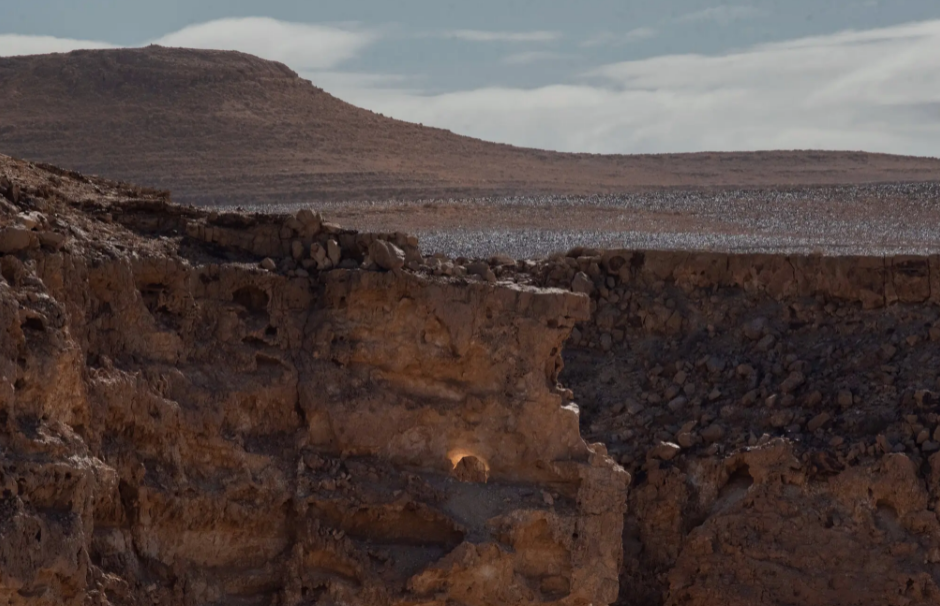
(1, 46), (939, 204)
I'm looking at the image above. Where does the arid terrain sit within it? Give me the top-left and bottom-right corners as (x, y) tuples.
(2, 47), (940, 260)
(3, 154), (940, 606)
(1, 46), (939, 207)
(3, 44), (940, 606)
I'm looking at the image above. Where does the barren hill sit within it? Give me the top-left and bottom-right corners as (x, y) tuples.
(1, 46), (939, 205)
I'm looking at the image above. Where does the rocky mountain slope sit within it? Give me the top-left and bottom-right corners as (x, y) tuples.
(2, 154), (940, 606)
(2, 47), (939, 204)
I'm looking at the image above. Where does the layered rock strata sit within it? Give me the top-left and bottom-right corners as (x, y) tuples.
(4, 152), (940, 606)
(0, 155), (627, 606)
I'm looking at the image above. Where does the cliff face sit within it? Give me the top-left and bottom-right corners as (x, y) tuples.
(0, 155), (627, 606)
(530, 249), (940, 606)
(3, 153), (940, 606)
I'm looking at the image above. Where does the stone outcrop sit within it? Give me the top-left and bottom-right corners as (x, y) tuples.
(521, 248), (940, 606)
(4, 153), (940, 606)
(0, 155), (627, 605)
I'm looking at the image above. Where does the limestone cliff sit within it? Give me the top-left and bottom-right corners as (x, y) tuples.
(0, 155), (627, 606)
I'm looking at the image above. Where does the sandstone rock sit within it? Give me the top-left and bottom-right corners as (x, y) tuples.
(572, 271), (594, 294)
(327, 238), (341, 265)
(676, 431), (696, 448)
(651, 442), (681, 461)
(705, 356), (726, 374)
(467, 261), (496, 282)
(808, 412), (831, 432)
(369, 239), (406, 271)
(295, 208), (322, 232)
(837, 389), (854, 408)
(780, 371), (805, 394)
(0, 226), (33, 253)
(668, 396), (688, 412)
(38, 230), (67, 249)
(743, 317), (767, 340)
(0, 162), (627, 606)
(700, 424), (725, 444)
(290, 239), (304, 260)
(490, 254), (516, 266)
(15, 211), (44, 229)
(453, 455), (489, 483)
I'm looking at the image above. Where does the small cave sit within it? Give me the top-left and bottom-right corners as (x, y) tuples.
(21, 317), (46, 332)
(449, 453), (490, 484)
(232, 285), (270, 314)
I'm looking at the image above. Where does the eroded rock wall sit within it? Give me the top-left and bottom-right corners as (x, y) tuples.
(529, 248), (940, 606)
(0, 157), (627, 606)
(4, 153), (940, 606)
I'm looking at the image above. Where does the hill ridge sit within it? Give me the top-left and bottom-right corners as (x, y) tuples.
(1, 45), (939, 204)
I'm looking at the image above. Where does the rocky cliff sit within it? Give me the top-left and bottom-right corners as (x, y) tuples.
(2, 153), (940, 606)
(0, 154), (627, 606)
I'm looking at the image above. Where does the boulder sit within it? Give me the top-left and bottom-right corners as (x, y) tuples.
(369, 239), (406, 271)
(0, 226), (34, 254)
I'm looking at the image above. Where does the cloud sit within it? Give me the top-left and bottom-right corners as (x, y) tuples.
(0, 18), (376, 71)
(0, 34), (116, 57)
(582, 27), (658, 47)
(679, 5), (764, 25)
(439, 30), (561, 43)
(502, 51), (571, 65)
(152, 17), (375, 70)
(333, 20), (940, 157)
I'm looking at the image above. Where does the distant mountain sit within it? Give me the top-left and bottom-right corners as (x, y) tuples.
(1, 46), (938, 204)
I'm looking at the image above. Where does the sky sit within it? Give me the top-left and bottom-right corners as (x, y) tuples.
(1, 1), (939, 157)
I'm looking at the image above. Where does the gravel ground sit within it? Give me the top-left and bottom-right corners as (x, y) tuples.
(222, 182), (940, 258)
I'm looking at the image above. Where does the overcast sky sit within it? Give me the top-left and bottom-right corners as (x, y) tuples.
(2, 1), (939, 156)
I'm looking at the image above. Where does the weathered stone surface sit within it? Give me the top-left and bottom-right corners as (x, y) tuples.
(0, 156), (626, 606)
(6, 154), (940, 606)
(0, 226), (33, 254)
(369, 239), (405, 271)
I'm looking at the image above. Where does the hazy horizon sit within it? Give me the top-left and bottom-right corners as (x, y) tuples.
(2, 1), (939, 157)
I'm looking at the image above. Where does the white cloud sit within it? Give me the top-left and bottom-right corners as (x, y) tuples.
(502, 51), (571, 65)
(0, 34), (116, 57)
(582, 27), (658, 47)
(152, 17), (376, 70)
(4, 17), (940, 158)
(0, 17), (376, 71)
(440, 30), (561, 43)
(679, 5), (764, 25)
(332, 20), (940, 157)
